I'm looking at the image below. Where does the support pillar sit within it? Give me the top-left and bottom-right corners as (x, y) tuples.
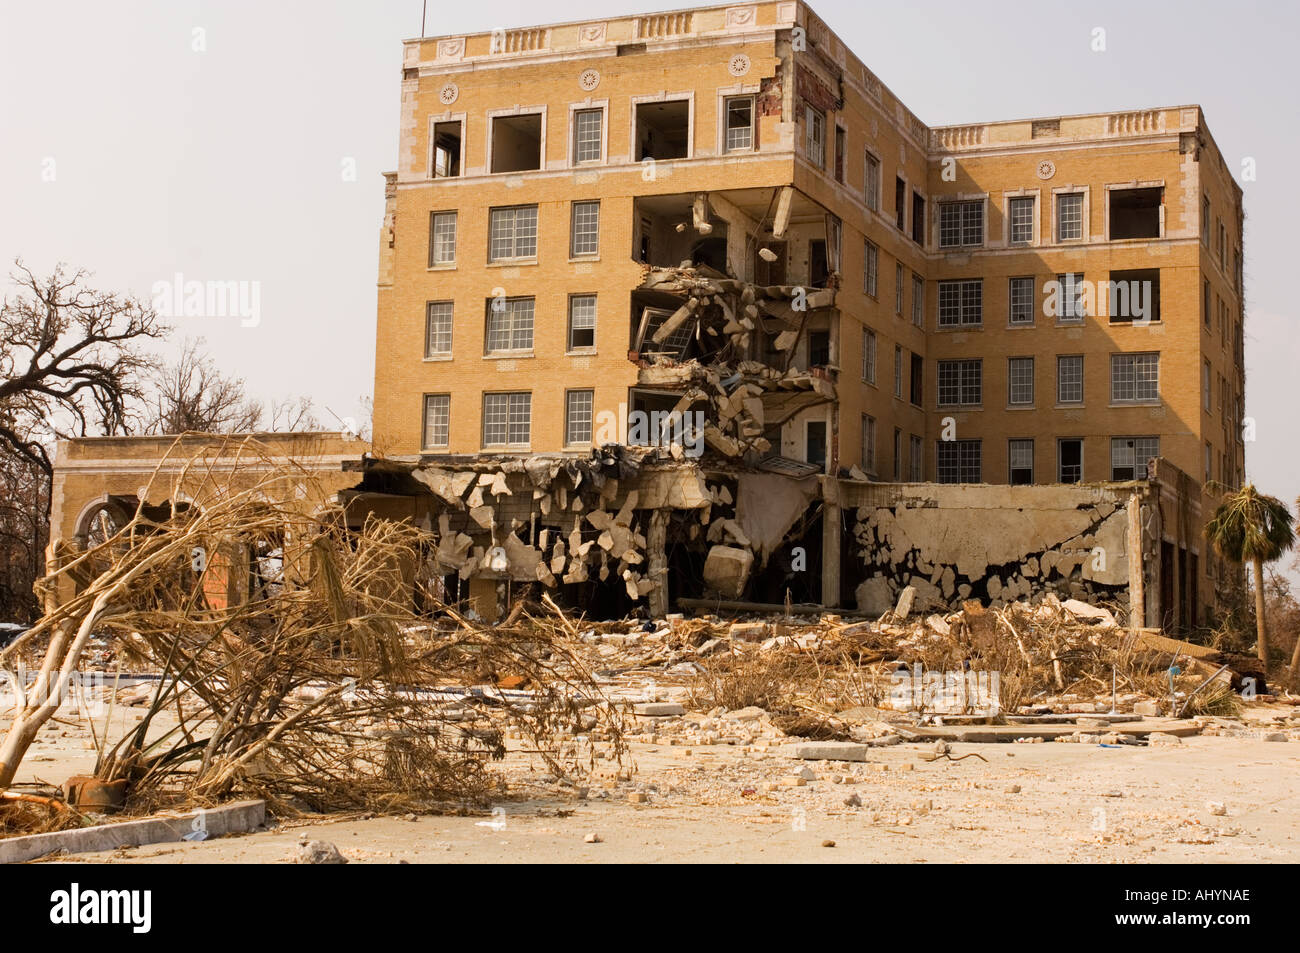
(1126, 492), (1145, 628)
(647, 509), (669, 618)
(820, 477), (841, 608)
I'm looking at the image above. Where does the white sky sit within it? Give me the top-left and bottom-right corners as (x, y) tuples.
(2, 0), (1296, 570)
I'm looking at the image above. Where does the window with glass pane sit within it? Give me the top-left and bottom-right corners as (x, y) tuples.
(894, 346), (903, 398)
(1008, 357), (1034, 405)
(864, 240), (878, 296)
(1110, 436), (1159, 480)
(570, 201), (600, 257)
(861, 415), (876, 471)
(865, 153), (880, 210)
(488, 205), (538, 261)
(805, 107), (824, 168)
(573, 108), (603, 163)
(423, 394), (449, 448)
(483, 392), (531, 447)
(1057, 355), (1083, 403)
(938, 359), (981, 407)
(486, 297), (534, 353)
(939, 201), (984, 248)
(1057, 272), (1085, 322)
(1007, 276), (1034, 324)
(725, 97), (753, 152)
(1009, 439), (1033, 484)
(938, 279), (982, 327)
(937, 439), (981, 483)
(895, 263), (904, 313)
(1056, 192), (1083, 241)
(1110, 352), (1159, 403)
(568, 295), (596, 351)
(429, 211), (457, 266)
(911, 275), (924, 327)
(862, 327), (876, 383)
(566, 390), (594, 444)
(909, 435), (923, 481)
(425, 302), (452, 357)
(1009, 196), (1034, 244)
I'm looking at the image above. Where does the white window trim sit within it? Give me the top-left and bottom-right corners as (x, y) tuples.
(1007, 275), (1035, 328)
(629, 92), (695, 163)
(566, 293), (598, 355)
(427, 111), (467, 179)
(567, 100), (609, 168)
(1002, 188), (1040, 248)
(421, 394), (451, 450)
(716, 85), (760, 156)
(1057, 438), (1085, 483)
(484, 105), (549, 175)
(864, 149), (882, 213)
(1055, 354), (1085, 407)
(569, 199), (601, 260)
(428, 209), (459, 270)
(423, 301), (454, 361)
(481, 392), (532, 450)
(564, 389), (596, 448)
(1103, 180), (1166, 242)
(936, 194), (988, 249)
(1051, 186), (1090, 244)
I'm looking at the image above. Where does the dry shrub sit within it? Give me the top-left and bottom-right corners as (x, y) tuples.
(2, 436), (625, 816)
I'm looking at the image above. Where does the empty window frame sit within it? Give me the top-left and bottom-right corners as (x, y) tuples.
(937, 279), (982, 328)
(1058, 438), (1083, 484)
(893, 428), (902, 481)
(724, 96), (754, 152)
(804, 106), (825, 168)
(895, 176), (906, 231)
(1009, 439), (1034, 485)
(1056, 191), (1084, 241)
(490, 113), (543, 173)
(912, 191), (925, 244)
(895, 263), (904, 314)
(1201, 196), (1211, 243)
(936, 439), (981, 483)
(568, 294), (596, 351)
(425, 301), (453, 358)
(637, 306), (695, 359)
(864, 239), (879, 296)
(482, 392), (531, 447)
(909, 353), (924, 407)
(433, 121), (462, 178)
(1009, 276), (1034, 325)
(911, 274), (924, 327)
(808, 329), (830, 367)
(485, 297), (534, 353)
(1055, 272), (1086, 323)
(1008, 356), (1034, 406)
(909, 435), (924, 481)
(1107, 268), (1160, 323)
(1109, 186), (1162, 239)
(861, 414), (877, 471)
(635, 99), (690, 161)
(570, 200), (600, 257)
(1110, 352), (1160, 403)
(488, 205), (538, 261)
(1203, 279), (1212, 329)
(1057, 354), (1084, 404)
(834, 126), (847, 182)
(565, 389), (594, 445)
(865, 152), (880, 211)
(572, 108), (604, 163)
(1008, 195), (1035, 244)
(938, 359), (981, 407)
(1110, 436), (1159, 480)
(862, 326), (877, 383)
(429, 211), (457, 266)
(423, 394), (450, 448)
(894, 345), (903, 398)
(938, 200), (984, 248)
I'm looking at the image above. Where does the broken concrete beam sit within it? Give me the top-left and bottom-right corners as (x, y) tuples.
(784, 741), (869, 762)
(702, 545), (754, 599)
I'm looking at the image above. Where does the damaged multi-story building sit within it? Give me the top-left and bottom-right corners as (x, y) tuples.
(47, 1), (1247, 634)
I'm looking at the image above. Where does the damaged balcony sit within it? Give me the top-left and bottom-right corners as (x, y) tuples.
(628, 187), (841, 467)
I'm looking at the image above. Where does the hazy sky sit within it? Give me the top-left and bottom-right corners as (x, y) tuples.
(2, 0), (1296, 554)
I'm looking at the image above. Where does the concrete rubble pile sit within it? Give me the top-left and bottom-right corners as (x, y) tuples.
(636, 264), (836, 459)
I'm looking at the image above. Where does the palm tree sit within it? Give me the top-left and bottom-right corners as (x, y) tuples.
(1205, 484), (1295, 667)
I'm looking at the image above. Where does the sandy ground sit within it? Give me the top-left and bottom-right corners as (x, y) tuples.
(9, 702), (1298, 864)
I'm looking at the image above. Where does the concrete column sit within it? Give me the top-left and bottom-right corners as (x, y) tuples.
(1126, 492), (1145, 628)
(820, 478), (841, 608)
(647, 509), (669, 617)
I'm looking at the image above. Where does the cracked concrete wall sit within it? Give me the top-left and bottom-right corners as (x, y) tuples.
(847, 482), (1145, 615)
